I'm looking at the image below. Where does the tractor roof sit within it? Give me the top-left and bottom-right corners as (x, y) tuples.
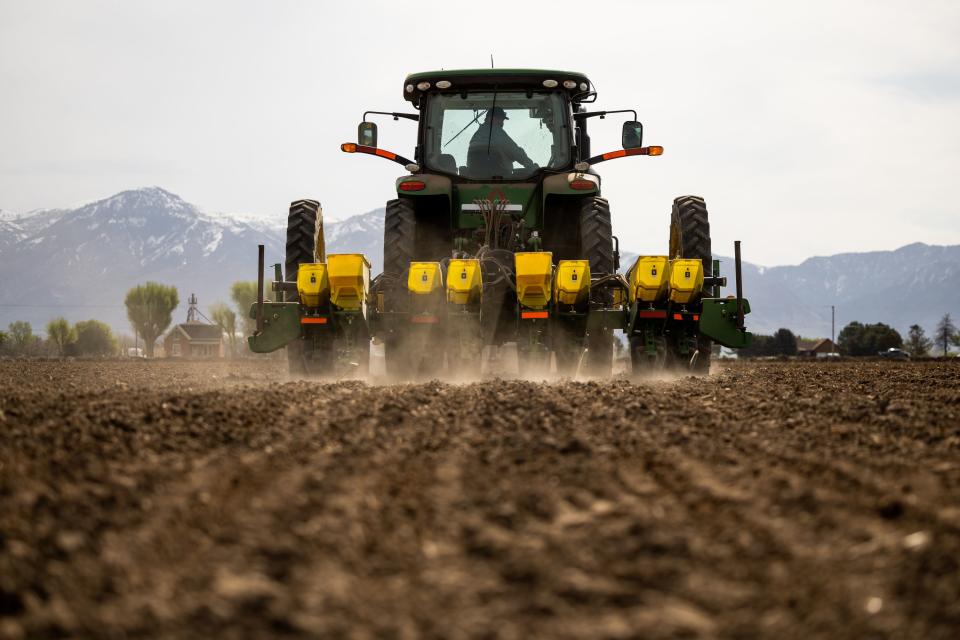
(402, 68), (591, 104)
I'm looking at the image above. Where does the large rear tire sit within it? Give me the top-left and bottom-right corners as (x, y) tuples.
(580, 196), (614, 277)
(669, 195), (712, 374)
(580, 196), (615, 376)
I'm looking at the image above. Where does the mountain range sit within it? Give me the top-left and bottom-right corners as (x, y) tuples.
(1, 187), (957, 341)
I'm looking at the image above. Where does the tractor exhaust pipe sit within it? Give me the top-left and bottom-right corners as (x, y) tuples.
(734, 240), (744, 330)
(256, 244), (265, 334)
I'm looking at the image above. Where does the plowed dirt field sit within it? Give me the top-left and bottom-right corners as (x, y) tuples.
(1, 359), (959, 638)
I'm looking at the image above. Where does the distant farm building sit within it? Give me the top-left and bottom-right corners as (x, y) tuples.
(162, 293), (224, 358)
(797, 338), (838, 357)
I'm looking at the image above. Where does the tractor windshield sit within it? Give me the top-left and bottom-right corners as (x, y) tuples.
(423, 91), (570, 180)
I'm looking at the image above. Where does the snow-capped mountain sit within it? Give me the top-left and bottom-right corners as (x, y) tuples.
(730, 243), (960, 338)
(0, 217), (21, 253)
(1, 187), (957, 340)
(323, 208), (385, 271)
(1, 207), (69, 239)
(0, 188), (381, 334)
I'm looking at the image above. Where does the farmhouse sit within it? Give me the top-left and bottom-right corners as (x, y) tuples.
(161, 293), (224, 358)
(163, 323), (223, 358)
(797, 338), (838, 358)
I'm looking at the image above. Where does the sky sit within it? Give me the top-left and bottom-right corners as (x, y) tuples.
(1, 0), (958, 266)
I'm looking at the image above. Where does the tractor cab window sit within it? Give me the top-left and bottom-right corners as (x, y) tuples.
(423, 91), (570, 180)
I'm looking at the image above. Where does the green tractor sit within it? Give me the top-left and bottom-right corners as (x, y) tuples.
(249, 69), (752, 378)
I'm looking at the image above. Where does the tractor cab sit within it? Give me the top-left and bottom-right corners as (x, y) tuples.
(405, 70), (589, 181)
(347, 69), (650, 184)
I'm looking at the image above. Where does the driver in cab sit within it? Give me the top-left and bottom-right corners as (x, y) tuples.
(467, 107), (537, 177)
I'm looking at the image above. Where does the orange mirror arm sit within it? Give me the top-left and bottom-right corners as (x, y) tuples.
(341, 143), (413, 167)
(585, 146), (663, 165)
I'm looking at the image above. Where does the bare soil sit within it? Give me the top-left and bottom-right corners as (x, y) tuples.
(1, 359), (959, 639)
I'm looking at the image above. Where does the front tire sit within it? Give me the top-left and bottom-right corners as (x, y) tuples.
(284, 199), (327, 375)
(383, 198), (416, 301)
(580, 196), (615, 376)
(382, 198), (418, 379)
(285, 199), (320, 294)
(669, 195), (712, 374)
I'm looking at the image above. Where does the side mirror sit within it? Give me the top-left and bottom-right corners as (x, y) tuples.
(358, 121), (377, 147)
(622, 121), (643, 149)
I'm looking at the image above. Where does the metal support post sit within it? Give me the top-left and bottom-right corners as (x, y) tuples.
(256, 244), (265, 334)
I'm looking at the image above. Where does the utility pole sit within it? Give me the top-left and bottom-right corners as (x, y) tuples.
(831, 305), (835, 352)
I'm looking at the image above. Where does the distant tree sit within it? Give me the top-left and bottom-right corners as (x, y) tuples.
(838, 321), (902, 356)
(210, 302), (237, 356)
(7, 321), (35, 355)
(739, 334), (775, 358)
(772, 328), (798, 356)
(231, 280), (261, 336)
(905, 324), (932, 358)
(837, 321), (864, 356)
(125, 282), (179, 357)
(0, 330), (6, 349)
(869, 323), (903, 353)
(73, 320), (117, 356)
(46, 317), (76, 357)
(934, 313), (957, 357)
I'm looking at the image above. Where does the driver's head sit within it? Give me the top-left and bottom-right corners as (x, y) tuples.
(486, 106), (509, 125)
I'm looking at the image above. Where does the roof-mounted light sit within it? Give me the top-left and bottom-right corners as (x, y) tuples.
(542, 79), (558, 88)
(416, 81), (431, 91)
(435, 80), (451, 89)
(563, 80), (577, 89)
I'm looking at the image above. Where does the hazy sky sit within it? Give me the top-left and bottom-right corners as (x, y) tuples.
(2, 0), (958, 265)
